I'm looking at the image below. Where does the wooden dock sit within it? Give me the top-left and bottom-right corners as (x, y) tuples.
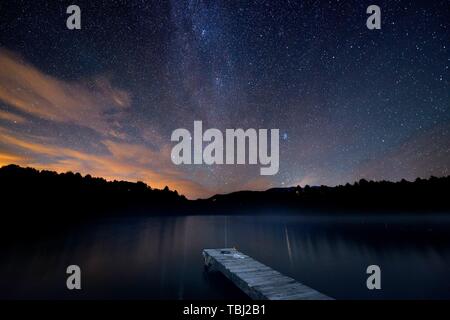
(203, 248), (332, 300)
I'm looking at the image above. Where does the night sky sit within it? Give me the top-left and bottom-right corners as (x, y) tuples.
(0, 0), (449, 199)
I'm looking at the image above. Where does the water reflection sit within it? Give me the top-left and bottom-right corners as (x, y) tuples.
(2, 213), (450, 299)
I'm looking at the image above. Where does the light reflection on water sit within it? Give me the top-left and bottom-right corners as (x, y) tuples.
(2, 213), (450, 299)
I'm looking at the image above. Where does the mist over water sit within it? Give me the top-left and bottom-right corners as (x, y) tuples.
(2, 212), (450, 299)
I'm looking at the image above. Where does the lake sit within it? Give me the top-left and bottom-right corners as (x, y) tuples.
(2, 212), (450, 299)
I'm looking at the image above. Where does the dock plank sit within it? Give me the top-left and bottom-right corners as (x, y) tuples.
(203, 248), (332, 300)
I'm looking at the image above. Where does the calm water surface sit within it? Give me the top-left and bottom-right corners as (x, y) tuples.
(2, 212), (450, 299)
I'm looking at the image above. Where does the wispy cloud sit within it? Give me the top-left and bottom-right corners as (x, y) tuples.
(0, 109), (27, 123)
(0, 151), (25, 167)
(0, 49), (130, 134)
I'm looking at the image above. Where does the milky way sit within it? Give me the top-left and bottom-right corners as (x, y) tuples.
(0, 0), (449, 198)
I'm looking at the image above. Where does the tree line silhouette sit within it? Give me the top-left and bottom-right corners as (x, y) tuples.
(1, 164), (449, 224)
(0, 164), (187, 223)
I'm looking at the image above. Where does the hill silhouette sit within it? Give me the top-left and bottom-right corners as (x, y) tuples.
(197, 176), (450, 213)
